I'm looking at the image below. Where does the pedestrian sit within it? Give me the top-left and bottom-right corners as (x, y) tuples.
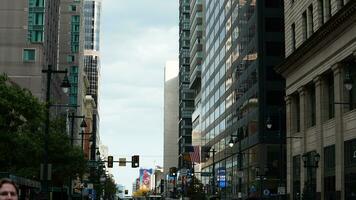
(0, 178), (18, 200)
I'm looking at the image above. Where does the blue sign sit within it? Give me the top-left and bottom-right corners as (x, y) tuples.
(217, 167), (226, 188)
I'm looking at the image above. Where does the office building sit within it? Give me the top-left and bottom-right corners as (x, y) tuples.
(0, 0), (64, 102)
(178, 0), (195, 169)
(164, 61), (179, 176)
(189, 0), (204, 178)
(199, 0), (285, 199)
(84, 0), (102, 106)
(275, 0), (356, 199)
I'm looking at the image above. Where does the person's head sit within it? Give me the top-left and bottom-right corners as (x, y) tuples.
(0, 178), (18, 200)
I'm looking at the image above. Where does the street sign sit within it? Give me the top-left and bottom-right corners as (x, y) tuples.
(180, 168), (188, 176)
(119, 158), (126, 166)
(201, 172), (212, 176)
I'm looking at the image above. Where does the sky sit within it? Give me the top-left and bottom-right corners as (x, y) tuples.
(99, 0), (179, 194)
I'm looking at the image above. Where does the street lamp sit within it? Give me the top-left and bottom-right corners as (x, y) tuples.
(68, 113), (87, 146)
(41, 65), (71, 199)
(255, 166), (268, 199)
(202, 147), (216, 197)
(344, 69), (353, 91)
(79, 131), (93, 150)
(301, 152), (320, 200)
(229, 129), (243, 200)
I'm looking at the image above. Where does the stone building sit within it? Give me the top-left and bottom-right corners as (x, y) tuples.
(276, 0), (356, 199)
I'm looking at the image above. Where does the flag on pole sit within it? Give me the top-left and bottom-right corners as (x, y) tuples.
(189, 146), (201, 163)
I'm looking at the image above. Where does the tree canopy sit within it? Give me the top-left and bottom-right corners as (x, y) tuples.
(0, 74), (87, 186)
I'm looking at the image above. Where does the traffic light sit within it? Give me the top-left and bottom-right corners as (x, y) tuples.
(169, 167), (177, 177)
(107, 156), (113, 168)
(131, 155), (139, 168)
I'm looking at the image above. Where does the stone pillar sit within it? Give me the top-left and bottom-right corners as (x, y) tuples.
(314, 76), (324, 200)
(332, 63), (344, 200)
(285, 95), (293, 199)
(298, 87), (307, 194)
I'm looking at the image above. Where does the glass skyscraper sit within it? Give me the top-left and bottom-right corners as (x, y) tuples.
(199, 0), (285, 198)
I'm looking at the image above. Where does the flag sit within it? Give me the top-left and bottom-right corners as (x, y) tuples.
(189, 146), (201, 163)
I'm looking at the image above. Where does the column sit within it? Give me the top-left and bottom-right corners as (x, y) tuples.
(332, 63), (344, 200)
(285, 95), (293, 199)
(314, 76), (324, 200)
(298, 87), (307, 194)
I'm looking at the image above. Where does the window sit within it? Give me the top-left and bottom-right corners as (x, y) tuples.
(318, 0), (324, 25)
(326, 73), (335, 119)
(291, 23), (296, 51)
(265, 42), (284, 56)
(69, 5), (76, 11)
(302, 12), (307, 41)
(344, 61), (356, 111)
(67, 55), (75, 63)
(308, 4), (314, 36)
(23, 49), (35, 61)
(295, 94), (300, 132)
(265, 0), (282, 8)
(265, 17), (283, 32)
(307, 84), (316, 127)
(293, 155), (301, 200)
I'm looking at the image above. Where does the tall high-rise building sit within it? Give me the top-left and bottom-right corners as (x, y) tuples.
(83, 0), (102, 159)
(198, 0), (285, 198)
(58, 0), (88, 147)
(84, 0), (102, 106)
(164, 61), (179, 176)
(178, 0), (195, 169)
(0, 0), (64, 102)
(276, 0), (356, 199)
(189, 0), (204, 179)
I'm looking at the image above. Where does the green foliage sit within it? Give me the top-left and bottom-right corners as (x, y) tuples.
(0, 74), (88, 186)
(186, 176), (207, 199)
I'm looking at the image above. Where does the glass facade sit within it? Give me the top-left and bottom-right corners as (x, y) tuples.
(178, 0), (194, 168)
(71, 15), (80, 53)
(84, 0), (101, 51)
(83, 0), (102, 105)
(28, 0), (45, 43)
(69, 66), (79, 106)
(200, 0), (285, 198)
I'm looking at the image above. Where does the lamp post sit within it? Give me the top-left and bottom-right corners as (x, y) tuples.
(266, 109), (285, 199)
(255, 166), (268, 199)
(41, 65), (71, 199)
(68, 113), (87, 146)
(301, 152), (320, 200)
(334, 69), (356, 108)
(228, 129), (243, 200)
(202, 147), (216, 197)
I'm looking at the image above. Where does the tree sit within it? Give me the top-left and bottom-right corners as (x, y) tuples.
(0, 74), (88, 186)
(186, 176), (207, 199)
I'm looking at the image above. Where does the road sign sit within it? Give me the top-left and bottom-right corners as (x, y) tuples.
(180, 168), (188, 176)
(119, 158), (126, 166)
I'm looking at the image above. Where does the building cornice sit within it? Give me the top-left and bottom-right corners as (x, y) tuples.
(275, 0), (356, 77)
